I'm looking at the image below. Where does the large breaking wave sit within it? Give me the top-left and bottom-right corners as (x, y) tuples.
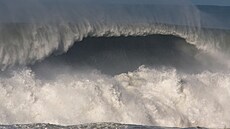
(1, 0), (229, 69)
(0, 0), (230, 128)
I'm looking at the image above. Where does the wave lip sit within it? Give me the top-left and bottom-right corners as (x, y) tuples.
(1, 22), (230, 70)
(0, 23), (198, 70)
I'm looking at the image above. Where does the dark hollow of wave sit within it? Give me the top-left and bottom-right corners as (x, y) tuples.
(31, 34), (221, 79)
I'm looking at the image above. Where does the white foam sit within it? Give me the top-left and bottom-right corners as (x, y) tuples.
(0, 66), (229, 128)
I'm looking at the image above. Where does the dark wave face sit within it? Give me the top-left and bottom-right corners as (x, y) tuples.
(31, 34), (225, 78)
(0, 0), (230, 128)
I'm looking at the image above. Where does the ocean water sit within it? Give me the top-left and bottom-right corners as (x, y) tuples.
(0, 0), (230, 128)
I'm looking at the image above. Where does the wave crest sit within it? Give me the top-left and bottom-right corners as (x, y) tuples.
(0, 22), (202, 70)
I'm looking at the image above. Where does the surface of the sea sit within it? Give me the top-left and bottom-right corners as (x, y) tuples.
(0, 123), (214, 129)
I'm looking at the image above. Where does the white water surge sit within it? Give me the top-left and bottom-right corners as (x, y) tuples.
(0, 66), (230, 128)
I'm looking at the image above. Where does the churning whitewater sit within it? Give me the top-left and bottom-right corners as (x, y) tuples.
(0, 0), (230, 128)
(1, 66), (230, 127)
